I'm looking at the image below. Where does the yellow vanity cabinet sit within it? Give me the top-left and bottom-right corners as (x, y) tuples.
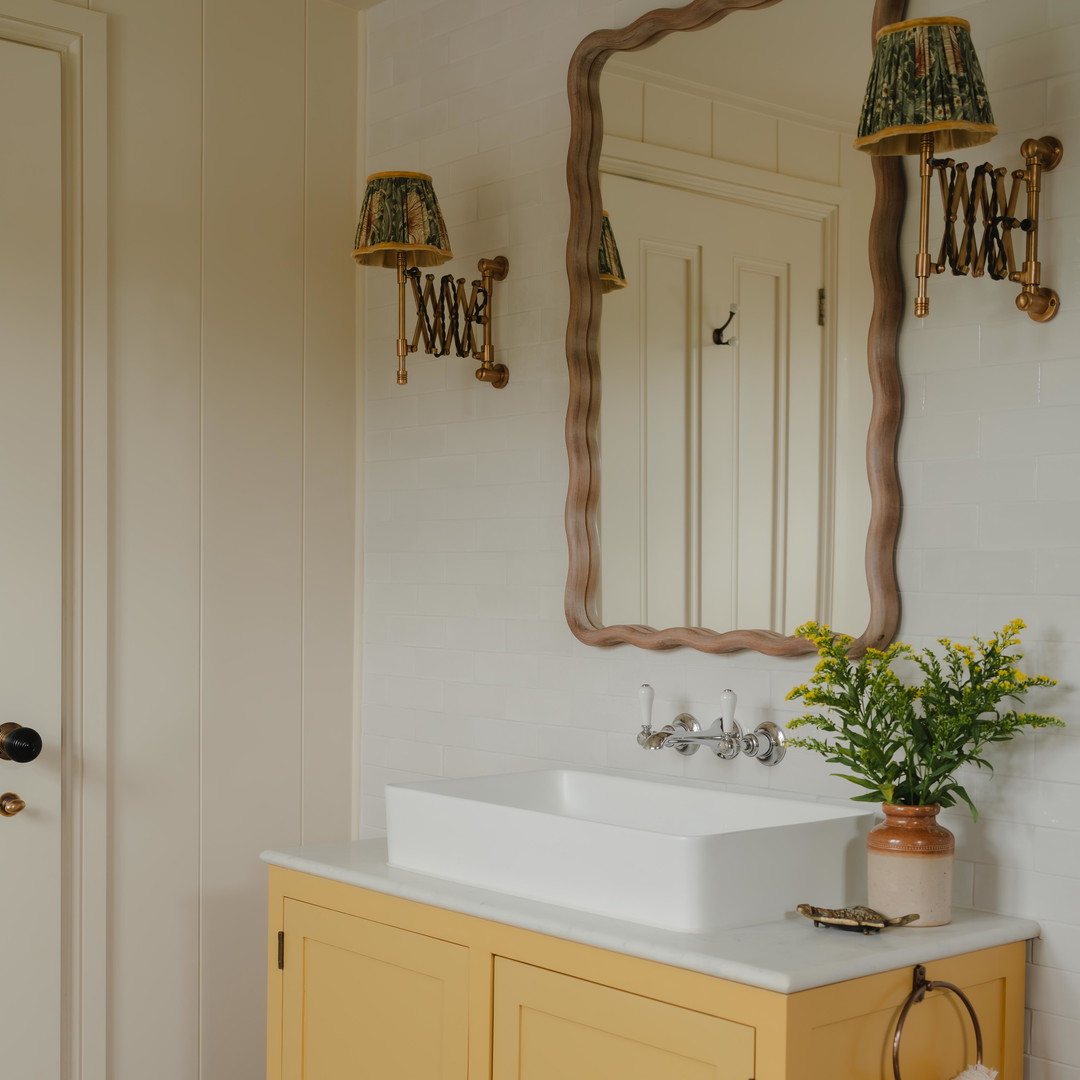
(267, 864), (1028, 1080)
(492, 956), (755, 1080)
(271, 893), (470, 1080)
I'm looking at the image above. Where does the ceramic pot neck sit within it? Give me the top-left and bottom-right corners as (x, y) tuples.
(881, 803), (942, 823)
(868, 803), (954, 855)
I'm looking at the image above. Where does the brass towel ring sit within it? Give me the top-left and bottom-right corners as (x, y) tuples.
(893, 964), (985, 1080)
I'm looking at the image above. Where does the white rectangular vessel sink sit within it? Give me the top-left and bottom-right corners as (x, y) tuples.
(385, 769), (873, 933)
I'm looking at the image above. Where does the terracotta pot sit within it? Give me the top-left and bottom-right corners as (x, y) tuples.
(867, 803), (954, 926)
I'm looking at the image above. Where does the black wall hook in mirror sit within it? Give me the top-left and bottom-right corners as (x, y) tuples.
(712, 304), (738, 346)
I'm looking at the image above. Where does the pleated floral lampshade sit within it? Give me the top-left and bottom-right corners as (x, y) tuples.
(353, 171), (453, 268)
(598, 211), (627, 293)
(855, 16), (997, 156)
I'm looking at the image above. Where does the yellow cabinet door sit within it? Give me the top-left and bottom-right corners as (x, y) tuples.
(280, 898), (470, 1080)
(492, 957), (755, 1080)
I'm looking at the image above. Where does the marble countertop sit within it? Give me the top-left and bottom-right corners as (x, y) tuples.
(262, 839), (1038, 994)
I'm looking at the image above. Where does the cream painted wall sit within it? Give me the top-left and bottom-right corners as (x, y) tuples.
(361, 0), (1080, 1076)
(59, 0), (360, 1076)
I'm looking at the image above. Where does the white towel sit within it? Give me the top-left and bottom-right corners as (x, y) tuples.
(951, 1066), (997, 1080)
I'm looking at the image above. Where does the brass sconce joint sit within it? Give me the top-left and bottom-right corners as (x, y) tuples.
(473, 256), (510, 388)
(1015, 135), (1062, 321)
(921, 135), (1062, 322)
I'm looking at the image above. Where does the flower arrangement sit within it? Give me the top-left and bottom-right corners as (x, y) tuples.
(785, 619), (1062, 819)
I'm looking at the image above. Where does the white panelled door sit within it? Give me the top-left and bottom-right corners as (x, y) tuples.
(599, 171), (828, 635)
(0, 32), (64, 1080)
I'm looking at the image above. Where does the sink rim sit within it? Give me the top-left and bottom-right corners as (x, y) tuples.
(387, 767), (874, 839)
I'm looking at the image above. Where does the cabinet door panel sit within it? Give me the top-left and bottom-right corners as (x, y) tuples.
(795, 975), (1008, 1080)
(281, 899), (469, 1080)
(492, 958), (754, 1080)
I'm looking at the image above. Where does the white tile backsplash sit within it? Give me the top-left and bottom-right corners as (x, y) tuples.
(1028, 1060), (1080, 1080)
(361, 0), (1080, 1068)
(898, 414), (981, 460)
(1031, 1012), (1080, 1068)
(1035, 922), (1080, 974)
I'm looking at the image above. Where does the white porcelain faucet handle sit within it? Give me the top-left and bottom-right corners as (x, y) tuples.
(639, 684), (655, 731)
(719, 688), (737, 730)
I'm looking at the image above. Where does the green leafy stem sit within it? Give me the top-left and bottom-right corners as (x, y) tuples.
(785, 619), (1062, 820)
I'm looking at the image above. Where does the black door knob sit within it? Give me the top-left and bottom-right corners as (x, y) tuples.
(0, 723), (43, 764)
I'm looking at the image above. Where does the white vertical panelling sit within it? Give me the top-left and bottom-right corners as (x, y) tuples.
(105, 0), (202, 1074)
(201, 0), (306, 1074)
(99, 0), (359, 1076)
(363, 0), (1080, 1074)
(302, 0), (358, 846)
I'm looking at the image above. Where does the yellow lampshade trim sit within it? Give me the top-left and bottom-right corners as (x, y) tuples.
(854, 120), (998, 157)
(352, 242), (455, 269)
(873, 16), (971, 41)
(364, 170), (437, 181)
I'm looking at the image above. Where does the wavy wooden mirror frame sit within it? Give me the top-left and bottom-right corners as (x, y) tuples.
(564, 0), (905, 657)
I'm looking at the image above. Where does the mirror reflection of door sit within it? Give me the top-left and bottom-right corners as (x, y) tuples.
(599, 173), (827, 633)
(593, 0), (876, 639)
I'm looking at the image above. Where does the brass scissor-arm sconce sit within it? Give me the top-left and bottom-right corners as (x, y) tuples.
(355, 171), (511, 387)
(857, 17), (1063, 323)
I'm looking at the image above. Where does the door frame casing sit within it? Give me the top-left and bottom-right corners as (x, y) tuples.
(0, 3), (108, 1078)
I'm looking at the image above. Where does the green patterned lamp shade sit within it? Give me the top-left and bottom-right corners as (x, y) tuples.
(598, 211), (627, 293)
(353, 171), (453, 268)
(855, 17), (997, 156)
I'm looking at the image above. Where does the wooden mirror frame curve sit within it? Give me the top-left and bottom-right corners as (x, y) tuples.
(564, 0), (906, 656)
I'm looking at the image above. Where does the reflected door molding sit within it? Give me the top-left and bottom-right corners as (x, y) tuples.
(564, 0), (905, 656)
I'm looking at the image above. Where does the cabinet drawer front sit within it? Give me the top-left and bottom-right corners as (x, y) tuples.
(493, 957), (754, 1080)
(281, 900), (469, 1080)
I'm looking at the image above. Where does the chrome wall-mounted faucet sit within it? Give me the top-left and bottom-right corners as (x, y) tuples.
(636, 684), (786, 766)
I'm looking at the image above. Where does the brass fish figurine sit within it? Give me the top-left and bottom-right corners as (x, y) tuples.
(796, 904), (919, 934)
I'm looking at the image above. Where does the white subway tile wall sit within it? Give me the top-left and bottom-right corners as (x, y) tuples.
(362, 0), (1080, 1073)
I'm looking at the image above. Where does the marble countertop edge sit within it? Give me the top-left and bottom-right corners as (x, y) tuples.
(261, 840), (1039, 995)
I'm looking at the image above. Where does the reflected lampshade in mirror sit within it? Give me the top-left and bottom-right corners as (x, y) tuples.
(598, 210), (628, 293)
